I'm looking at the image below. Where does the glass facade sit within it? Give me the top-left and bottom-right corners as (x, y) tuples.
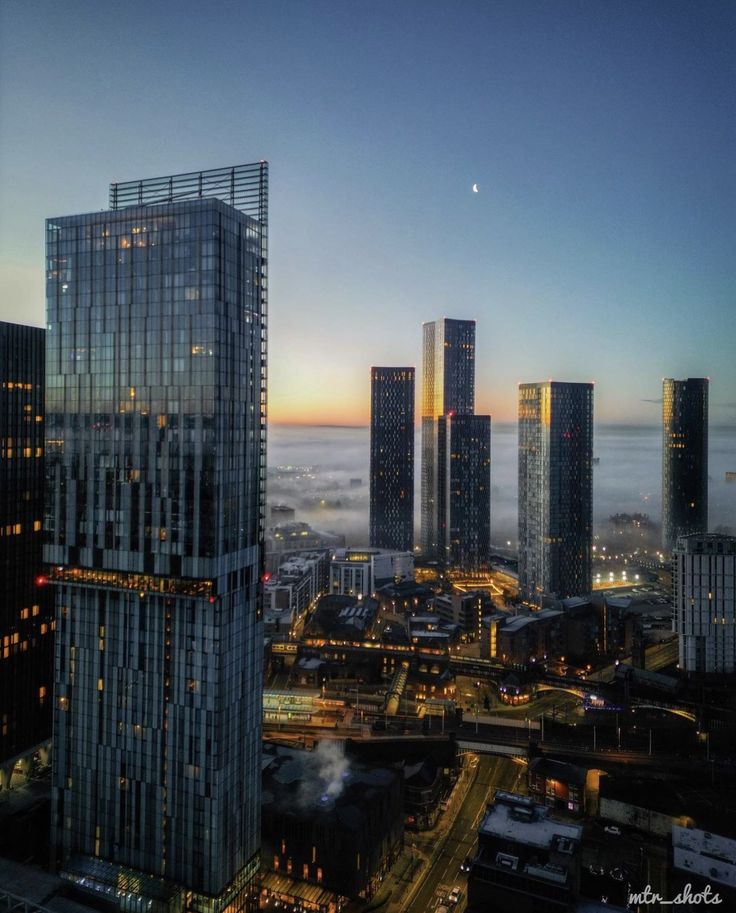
(662, 378), (708, 553)
(437, 414), (491, 572)
(420, 318), (475, 558)
(369, 367), (414, 551)
(0, 321), (53, 768)
(46, 165), (267, 912)
(518, 382), (593, 604)
(673, 533), (736, 674)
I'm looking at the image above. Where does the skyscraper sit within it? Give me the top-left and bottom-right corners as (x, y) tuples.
(0, 321), (53, 783)
(673, 533), (736, 673)
(437, 414), (491, 572)
(420, 318), (475, 558)
(518, 382), (593, 604)
(662, 378), (709, 553)
(369, 366), (414, 551)
(46, 164), (267, 912)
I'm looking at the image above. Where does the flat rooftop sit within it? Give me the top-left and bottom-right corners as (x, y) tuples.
(479, 791), (583, 850)
(672, 825), (736, 889)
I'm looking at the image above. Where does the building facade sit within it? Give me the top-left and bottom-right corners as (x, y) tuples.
(0, 321), (53, 781)
(329, 547), (413, 597)
(369, 367), (415, 552)
(437, 414), (491, 572)
(662, 378), (709, 553)
(46, 165), (267, 912)
(518, 382), (593, 605)
(420, 318), (475, 558)
(673, 533), (736, 674)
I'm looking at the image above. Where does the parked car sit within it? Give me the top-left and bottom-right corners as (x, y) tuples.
(448, 886), (463, 905)
(588, 864), (605, 876)
(604, 825), (622, 836)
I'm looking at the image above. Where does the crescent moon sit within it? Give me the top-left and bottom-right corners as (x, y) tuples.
(472, 183), (479, 193)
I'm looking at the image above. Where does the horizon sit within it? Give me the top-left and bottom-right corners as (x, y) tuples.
(1, 1), (733, 426)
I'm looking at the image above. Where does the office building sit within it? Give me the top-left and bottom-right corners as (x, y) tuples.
(662, 378), (709, 552)
(437, 413), (491, 572)
(0, 321), (52, 785)
(369, 366), (415, 552)
(518, 382), (593, 604)
(263, 551), (329, 638)
(673, 533), (736, 674)
(420, 318), (475, 558)
(329, 547), (413, 597)
(45, 164), (268, 912)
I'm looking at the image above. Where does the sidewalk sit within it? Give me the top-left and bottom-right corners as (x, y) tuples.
(361, 755), (480, 913)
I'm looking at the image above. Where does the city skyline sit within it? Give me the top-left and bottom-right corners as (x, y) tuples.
(1, 1), (734, 426)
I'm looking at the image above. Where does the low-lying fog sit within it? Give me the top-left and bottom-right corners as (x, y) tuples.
(267, 423), (736, 548)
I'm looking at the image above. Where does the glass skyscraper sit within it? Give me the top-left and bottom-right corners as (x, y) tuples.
(45, 165), (267, 913)
(518, 381), (593, 604)
(662, 378), (708, 553)
(0, 320), (53, 778)
(369, 367), (414, 551)
(437, 414), (491, 572)
(420, 318), (475, 558)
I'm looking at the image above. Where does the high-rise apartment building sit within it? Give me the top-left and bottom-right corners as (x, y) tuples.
(45, 165), (267, 912)
(662, 378), (708, 553)
(369, 367), (414, 551)
(518, 382), (593, 604)
(0, 321), (53, 782)
(673, 533), (736, 674)
(420, 318), (475, 559)
(437, 414), (491, 572)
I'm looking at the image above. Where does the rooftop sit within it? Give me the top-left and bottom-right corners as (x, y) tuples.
(672, 826), (736, 889)
(479, 791), (583, 851)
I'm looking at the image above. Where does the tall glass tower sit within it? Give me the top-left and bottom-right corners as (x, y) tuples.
(437, 414), (491, 572)
(662, 378), (708, 553)
(420, 318), (475, 558)
(45, 165), (267, 913)
(0, 321), (53, 778)
(369, 367), (414, 551)
(518, 381), (593, 604)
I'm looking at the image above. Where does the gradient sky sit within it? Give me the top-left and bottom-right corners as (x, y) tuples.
(1, 0), (734, 424)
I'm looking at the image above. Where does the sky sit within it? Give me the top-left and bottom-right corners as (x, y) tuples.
(1, 0), (734, 425)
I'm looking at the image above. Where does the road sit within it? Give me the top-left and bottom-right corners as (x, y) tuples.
(403, 755), (524, 913)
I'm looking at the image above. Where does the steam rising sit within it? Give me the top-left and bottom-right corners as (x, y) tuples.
(298, 741), (351, 809)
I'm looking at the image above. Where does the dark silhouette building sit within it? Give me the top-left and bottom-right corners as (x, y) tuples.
(518, 382), (593, 605)
(0, 321), (52, 783)
(420, 318), (475, 558)
(369, 366), (415, 551)
(46, 164), (267, 912)
(437, 413), (491, 572)
(662, 377), (708, 553)
(261, 744), (403, 901)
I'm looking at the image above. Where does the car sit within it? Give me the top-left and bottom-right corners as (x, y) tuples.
(610, 867), (625, 882)
(588, 864), (605, 876)
(604, 825), (622, 836)
(448, 886), (463, 905)
(460, 856), (473, 873)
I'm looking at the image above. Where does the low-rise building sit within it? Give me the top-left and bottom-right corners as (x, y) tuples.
(496, 608), (565, 665)
(435, 590), (494, 640)
(264, 550), (329, 639)
(261, 744), (403, 902)
(528, 757), (588, 816)
(671, 825), (736, 909)
(330, 547), (414, 597)
(468, 791), (583, 913)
